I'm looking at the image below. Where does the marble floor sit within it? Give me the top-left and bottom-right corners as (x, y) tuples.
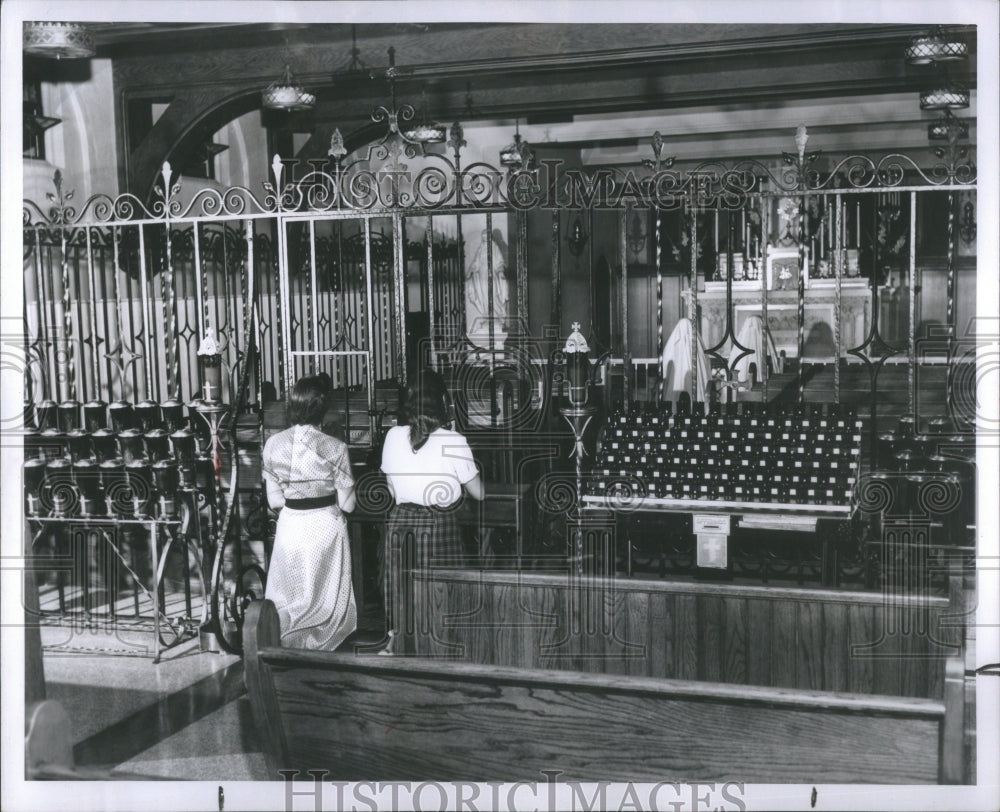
(37, 596), (386, 782)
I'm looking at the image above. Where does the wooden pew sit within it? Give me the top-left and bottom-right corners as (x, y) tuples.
(243, 599), (965, 784)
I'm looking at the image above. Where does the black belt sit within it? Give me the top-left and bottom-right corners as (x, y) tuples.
(284, 494), (338, 510)
(394, 502), (459, 514)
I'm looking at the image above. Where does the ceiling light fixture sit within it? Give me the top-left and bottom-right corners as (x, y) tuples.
(905, 27), (968, 65)
(402, 89), (446, 144)
(23, 21), (96, 59)
(928, 110), (969, 141)
(499, 120), (534, 170)
(919, 85), (970, 110)
(262, 64), (316, 112)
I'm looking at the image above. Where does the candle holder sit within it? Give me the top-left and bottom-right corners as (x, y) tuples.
(57, 399), (80, 433)
(160, 398), (185, 433)
(91, 428), (119, 464)
(197, 328), (224, 404)
(24, 458), (48, 516)
(108, 400), (135, 433)
(73, 459), (104, 516)
(36, 399), (58, 432)
(44, 458), (76, 518)
(125, 461), (154, 518)
(153, 460), (180, 518)
(135, 399), (162, 432)
(118, 428), (146, 465)
(169, 428), (198, 489)
(39, 428), (67, 463)
(66, 429), (93, 463)
(99, 459), (128, 517)
(195, 400), (229, 476)
(83, 399), (108, 432)
(144, 428), (171, 462)
(562, 321), (592, 408)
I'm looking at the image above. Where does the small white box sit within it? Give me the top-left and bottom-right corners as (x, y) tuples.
(697, 533), (729, 569)
(693, 513), (731, 534)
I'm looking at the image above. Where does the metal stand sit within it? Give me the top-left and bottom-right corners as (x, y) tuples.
(560, 404), (597, 575)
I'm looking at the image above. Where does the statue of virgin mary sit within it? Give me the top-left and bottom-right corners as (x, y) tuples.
(465, 228), (509, 351)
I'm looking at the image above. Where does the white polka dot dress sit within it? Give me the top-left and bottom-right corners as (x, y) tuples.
(262, 425), (357, 650)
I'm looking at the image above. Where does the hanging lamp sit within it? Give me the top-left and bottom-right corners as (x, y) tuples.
(23, 21), (96, 59)
(905, 27), (968, 65)
(499, 120), (533, 170)
(262, 64), (316, 112)
(402, 89), (447, 144)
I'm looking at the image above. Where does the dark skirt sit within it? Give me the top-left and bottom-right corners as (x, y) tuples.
(384, 503), (468, 643)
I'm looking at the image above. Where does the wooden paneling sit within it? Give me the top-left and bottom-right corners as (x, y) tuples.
(745, 598), (772, 686)
(261, 647), (946, 784)
(823, 602), (849, 692)
(796, 601), (825, 690)
(413, 570), (955, 699)
(624, 590), (650, 677)
(674, 593), (699, 680)
(848, 603), (876, 694)
(770, 599), (798, 688)
(244, 598), (964, 784)
(722, 597), (748, 684)
(648, 592), (670, 678)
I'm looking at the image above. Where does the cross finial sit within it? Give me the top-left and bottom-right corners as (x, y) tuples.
(571, 321), (581, 332)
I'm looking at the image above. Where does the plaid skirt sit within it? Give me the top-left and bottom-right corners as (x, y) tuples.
(384, 503), (468, 636)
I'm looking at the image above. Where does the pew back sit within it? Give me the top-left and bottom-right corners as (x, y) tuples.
(244, 600), (964, 784)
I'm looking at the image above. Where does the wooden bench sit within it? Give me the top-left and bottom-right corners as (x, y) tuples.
(243, 598), (965, 784)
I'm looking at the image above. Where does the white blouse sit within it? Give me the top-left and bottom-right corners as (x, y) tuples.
(380, 425), (478, 508)
(262, 424), (354, 501)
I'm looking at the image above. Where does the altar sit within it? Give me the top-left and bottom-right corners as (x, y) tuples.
(687, 279), (871, 360)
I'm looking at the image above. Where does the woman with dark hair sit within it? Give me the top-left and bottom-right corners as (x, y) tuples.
(262, 375), (357, 650)
(379, 369), (483, 654)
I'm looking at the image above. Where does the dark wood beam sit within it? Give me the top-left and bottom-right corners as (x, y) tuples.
(114, 23), (976, 196)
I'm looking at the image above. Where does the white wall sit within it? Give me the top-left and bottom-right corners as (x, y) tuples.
(39, 59), (117, 203)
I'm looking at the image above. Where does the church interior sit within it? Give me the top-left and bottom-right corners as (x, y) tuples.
(7, 7), (999, 807)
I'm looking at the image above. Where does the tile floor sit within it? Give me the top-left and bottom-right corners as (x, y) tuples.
(37, 581), (386, 782)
